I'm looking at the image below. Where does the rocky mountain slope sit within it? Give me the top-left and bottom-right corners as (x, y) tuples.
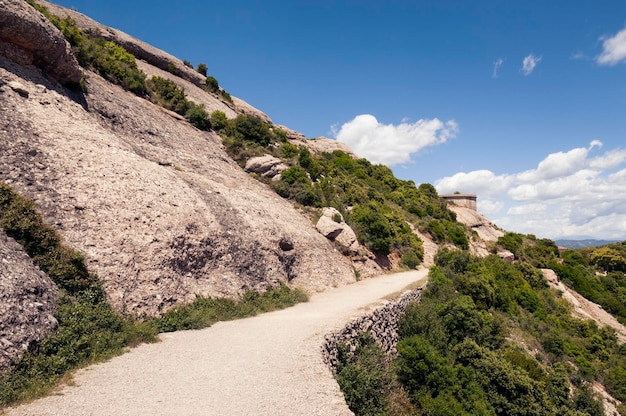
(0, 0), (358, 320)
(0, 0), (506, 375)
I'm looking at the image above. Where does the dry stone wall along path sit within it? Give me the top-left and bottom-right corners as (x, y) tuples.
(4, 269), (428, 416)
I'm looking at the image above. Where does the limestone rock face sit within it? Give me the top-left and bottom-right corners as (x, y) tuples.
(0, 230), (59, 374)
(0, 0), (82, 85)
(245, 155), (289, 179)
(316, 208), (360, 255)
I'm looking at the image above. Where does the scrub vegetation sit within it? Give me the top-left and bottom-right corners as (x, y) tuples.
(336, 241), (626, 416)
(216, 114), (470, 268)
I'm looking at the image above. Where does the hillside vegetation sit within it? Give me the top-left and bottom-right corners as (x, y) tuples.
(336, 237), (626, 416)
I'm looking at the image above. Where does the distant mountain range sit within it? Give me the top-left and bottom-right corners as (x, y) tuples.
(555, 239), (620, 249)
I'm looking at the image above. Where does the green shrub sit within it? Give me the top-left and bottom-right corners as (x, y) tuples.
(147, 76), (189, 114)
(210, 110), (228, 131)
(156, 283), (307, 332)
(0, 183), (157, 407)
(205, 75), (219, 92)
(185, 103), (210, 130)
(197, 63), (208, 76)
(0, 184), (96, 294)
(24, 2), (147, 95)
(336, 334), (393, 416)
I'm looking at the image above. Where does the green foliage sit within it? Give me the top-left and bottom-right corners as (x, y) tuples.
(185, 103), (210, 130)
(497, 233), (559, 267)
(550, 256), (626, 323)
(0, 184), (97, 294)
(147, 76), (188, 113)
(229, 114), (274, 146)
(0, 183), (157, 406)
(87, 40), (147, 94)
(205, 75), (219, 92)
(156, 283), (307, 332)
(336, 334), (394, 416)
(210, 110), (228, 131)
(341, 251), (620, 415)
(591, 246), (626, 273)
(182, 60), (193, 68)
(197, 62), (208, 76)
(24, 1), (147, 95)
(146, 76), (210, 130)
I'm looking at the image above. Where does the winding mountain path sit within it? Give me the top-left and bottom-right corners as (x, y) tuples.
(5, 269), (429, 416)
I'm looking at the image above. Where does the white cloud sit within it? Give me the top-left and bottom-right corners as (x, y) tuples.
(492, 58), (504, 78)
(521, 54), (542, 75)
(435, 141), (626, 240)
(597, 26), (626, 65)
(516, 141), (601, 183)
(435, 170), (512, 198)
(477, 199), (504, 216)
(333, 114), (458, 166)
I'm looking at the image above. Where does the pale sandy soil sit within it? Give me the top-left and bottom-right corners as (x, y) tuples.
(3, 269), (428, 416)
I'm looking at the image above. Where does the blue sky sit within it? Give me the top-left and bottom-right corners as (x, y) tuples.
(50, 0), (626, 240)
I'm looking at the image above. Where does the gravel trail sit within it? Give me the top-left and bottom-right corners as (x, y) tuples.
(4, 269), (428, 416)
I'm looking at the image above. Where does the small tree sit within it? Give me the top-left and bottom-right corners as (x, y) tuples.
(205, 76), (219, 93)
(210, 110), (228, 131)
(197, 62), (208, 76)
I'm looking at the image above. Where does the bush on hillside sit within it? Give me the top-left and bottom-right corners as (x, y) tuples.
(197, 62), (208, 76)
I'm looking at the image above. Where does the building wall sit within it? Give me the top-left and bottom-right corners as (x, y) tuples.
(440, 194), (477, 211)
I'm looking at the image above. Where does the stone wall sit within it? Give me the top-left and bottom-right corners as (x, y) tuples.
(323, 286), (423, 371)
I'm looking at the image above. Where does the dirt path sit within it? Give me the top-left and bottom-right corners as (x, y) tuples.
(4, 269), (429, 416)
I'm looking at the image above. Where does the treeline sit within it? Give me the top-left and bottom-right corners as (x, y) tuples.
(336, 246), (626, 415)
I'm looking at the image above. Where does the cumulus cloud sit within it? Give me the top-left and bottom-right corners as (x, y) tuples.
(597, 26), (626, 65)
(492, 58), (504, 78)
(516, 140), (601, 183)
(521, 54), (542, 75)
(333, 114), (458, 166)
(435, 170), (512, 198)
(435, 141), (626, 240)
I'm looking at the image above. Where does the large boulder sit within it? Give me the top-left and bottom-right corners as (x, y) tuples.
(0, 0), (82, 85)
(245, 155), (289, 179)
(316, 208), (360, 255)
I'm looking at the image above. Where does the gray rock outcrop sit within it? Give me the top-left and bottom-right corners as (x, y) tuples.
(448, 205), (504, 257)
(245, 155), (288, 179)
(315, 208), (360, 255)
(0, 230), (58, 374)
(0, 0), (82, 85)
